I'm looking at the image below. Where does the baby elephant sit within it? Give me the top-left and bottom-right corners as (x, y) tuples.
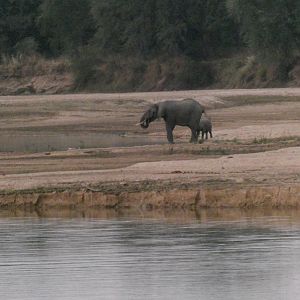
(199, 115), (213, 140)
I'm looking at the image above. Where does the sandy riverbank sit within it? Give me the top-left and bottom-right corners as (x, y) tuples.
(0, 88), (300, 209)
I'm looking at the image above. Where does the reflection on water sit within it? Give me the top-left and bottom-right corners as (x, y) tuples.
(0, 133), (164, 152)
(1, 209), (300, 300)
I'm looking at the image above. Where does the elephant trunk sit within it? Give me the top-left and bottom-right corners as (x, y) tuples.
(139, 104), (159, 129)
(140, 118), (149, 128)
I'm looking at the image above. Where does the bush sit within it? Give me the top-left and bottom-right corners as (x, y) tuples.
(14, 38), (38, 56)
(176, 59), (214, 89)
(71, 47), (102, 89)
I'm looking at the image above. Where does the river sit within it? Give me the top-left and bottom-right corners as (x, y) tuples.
(0, 209), (300, 300)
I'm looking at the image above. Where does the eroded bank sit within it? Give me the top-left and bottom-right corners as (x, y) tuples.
(1, 183), (300, 212)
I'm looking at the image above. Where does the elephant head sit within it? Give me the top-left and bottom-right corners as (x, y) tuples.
(139, 104), (159, 128)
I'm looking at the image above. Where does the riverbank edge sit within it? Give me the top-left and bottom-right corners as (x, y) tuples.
(1, 182), (300, 211)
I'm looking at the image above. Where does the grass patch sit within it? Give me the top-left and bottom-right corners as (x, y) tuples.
(173, 135), (300, 157)
(0, 54), (70, 78)
(170, 146), (231, 156)
(252, 137), (269, 144)
(0, 186), (69, 196)
(251, 136), (300, 145)
(212, 55), (288, 89)
(231, 138), (242, 144)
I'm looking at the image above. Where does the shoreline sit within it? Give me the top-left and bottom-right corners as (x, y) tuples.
(1, 180), (300, 210)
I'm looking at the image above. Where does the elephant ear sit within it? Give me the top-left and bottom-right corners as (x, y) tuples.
(150, 104), (159, 120)
(157, 102), (166, 119)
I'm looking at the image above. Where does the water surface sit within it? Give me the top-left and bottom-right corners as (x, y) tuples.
(1, 210), (300, 300)
(0, 132), (164, 152)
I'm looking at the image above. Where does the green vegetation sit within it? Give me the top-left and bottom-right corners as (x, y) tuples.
(227, 0), (300, 80)
(252, 136), (300, 145)
(1, 0), (300, 92)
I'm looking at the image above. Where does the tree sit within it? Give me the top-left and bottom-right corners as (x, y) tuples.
(0, 0), (42, 55)
(91, 0), (157, 57)
(156, 0), (238, 58)
(91, 0), (238, 59)
(38, 0), (95, 55)
(227, 0), (300, 64)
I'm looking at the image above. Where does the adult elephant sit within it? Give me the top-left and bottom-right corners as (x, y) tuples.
(138, 98), (205, 144)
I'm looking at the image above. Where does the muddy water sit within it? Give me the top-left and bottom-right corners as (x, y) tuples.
(1, 210), (300, 300)
(0, 133), (164, 152)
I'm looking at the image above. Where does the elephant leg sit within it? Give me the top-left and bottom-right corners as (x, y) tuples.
(166, 123), (175, 144)
(201, 131), (204, 140)
(205, 131), (208, 139)
(209, 131), (213, 138)
(196, 129), (200, 141)
(190, 128), (198, 143)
